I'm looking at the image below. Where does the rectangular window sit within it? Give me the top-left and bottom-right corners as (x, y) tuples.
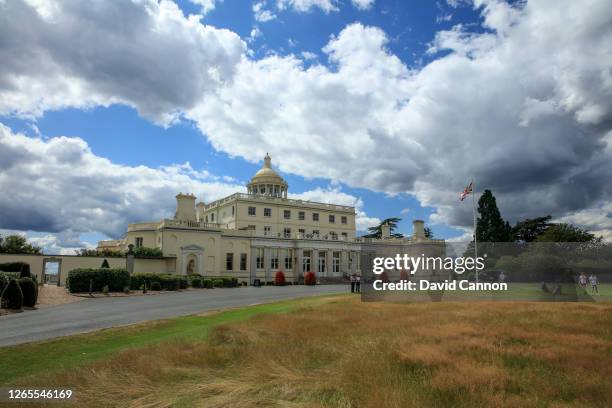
(312, 213), (319, 221)
(135, 237), (143, 247)
(211, 213), (215, 222)
(284, 209), (291, 219)
(318, 251), (326, 273)
(330, 232), (338, 240)
(264, 226), (271, 235)
(298, 228), (305, 236)
(341, 232), (348, 240)
(333, 252), (340, 273)
(283, 227), (291, 238)
(313, 230), (319, 237)
(285, 249), (293, 270)
(256, 248), (264, 269)
(232, 206), (235, 216)
(329, 215), (335, 223)
(205, 215), (208, 223)
(248, 206), (256, 216)
(302, 250), (311, 273)
(270, 248), (279, 270)
(298, 211), (305, 220)
(226, 253), (233, 271)
(341, 216), (347, 224)
(240, 253), (247, 271)
(264, 208), (272, 217)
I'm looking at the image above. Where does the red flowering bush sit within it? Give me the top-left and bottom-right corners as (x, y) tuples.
(400, 269), (410, 281)
(275, 270), (286, 286)
(304, 271), (316, 285)
(380, 271), (390, 283)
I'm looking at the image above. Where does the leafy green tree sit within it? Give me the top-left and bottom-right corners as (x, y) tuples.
(362, 218), (404, 238)
(101, 259), (110, 268)
(511, 215), (552, 242)
(0, 235), (42, 254)
(476, 190), (512, 242)
(536, 223), (601, 243)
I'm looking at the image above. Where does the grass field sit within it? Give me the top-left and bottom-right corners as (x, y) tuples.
(2, 295), (611, 407)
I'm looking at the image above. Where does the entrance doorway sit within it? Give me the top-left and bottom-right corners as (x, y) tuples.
(43, 258), (62, 286)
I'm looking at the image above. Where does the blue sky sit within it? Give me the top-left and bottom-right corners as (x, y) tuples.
(1, 0), (611, 253)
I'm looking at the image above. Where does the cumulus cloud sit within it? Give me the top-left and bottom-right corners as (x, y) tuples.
(1, 0), (611, 241)
(0, 124), (245, 241)
(276, 0), (339, 14)
(253, 1), (277, 22)
(0, 0), (245, 124)
(351, 0), (375, 10)
(189, 0), (221, 15)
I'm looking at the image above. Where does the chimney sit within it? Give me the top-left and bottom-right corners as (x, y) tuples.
(381, 222), (391, 239)
(175, 193), (197, 222)
(412, 220), (426, 240)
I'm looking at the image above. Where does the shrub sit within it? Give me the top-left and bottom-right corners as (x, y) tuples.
(0, 262), (30, 278)
(101, 259), (110, 268)
(203, 279), (213, 289)
(275, 270), (286, 286)
(304, 271), (316, 285)
(400, 270), (410, 281)
(1, 279), (23, 310)
(66, 268), (130, 293)
(0, 273), (9, 294)
(123, 286), (130, 294)
(191, 277), (203, 288)
(132, 246), (164, 258)
(19, 277), (37, 307)
(150, 281), (162, 291)
(178, 275), (189, 290)
(130, 273), (181, 291)
(213, 278), (224, 288)
(102, 285), (110, 295)
(380, 271), (390, 283)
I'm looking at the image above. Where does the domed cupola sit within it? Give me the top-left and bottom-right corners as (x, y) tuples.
(247, 153), (288, 198)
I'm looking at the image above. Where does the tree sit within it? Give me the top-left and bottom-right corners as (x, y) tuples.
(0, 235), (42, 254)
(536, 223), (601, 243)
(424, 227), (434, 239)
(363, 218), (404, 238)
(101, 259), (110, 268)
(512, 215), (552, 242)
(476, 190), (512, 242)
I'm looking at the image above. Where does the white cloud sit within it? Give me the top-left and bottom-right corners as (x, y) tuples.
(300, 51), (318, 60)
(276, 0), (339, 14)
(400, 208), (410, 215)
(248, 26), (263, 43)
(253, 1), (277, 22)
(189, 0), (221, 15)
(1, 0), (611, 241)
(351, 0), (375, 10)
(0, 124), (245, 243)
(0, 0), (245, 124)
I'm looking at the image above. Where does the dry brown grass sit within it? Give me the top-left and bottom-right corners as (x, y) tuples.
(21, 298), (612, 408)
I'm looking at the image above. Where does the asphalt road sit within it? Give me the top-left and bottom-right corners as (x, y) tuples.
(0, 285), (347, 347)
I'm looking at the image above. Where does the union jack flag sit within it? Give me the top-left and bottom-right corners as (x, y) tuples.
(460, 181), (473, 201)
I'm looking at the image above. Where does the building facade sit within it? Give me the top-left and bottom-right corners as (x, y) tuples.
(98, 154), (443, 284)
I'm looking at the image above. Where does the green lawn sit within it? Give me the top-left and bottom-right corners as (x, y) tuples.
(0, 294), (348, 384)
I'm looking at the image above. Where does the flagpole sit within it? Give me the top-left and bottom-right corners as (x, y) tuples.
(472, 180), (478, 284)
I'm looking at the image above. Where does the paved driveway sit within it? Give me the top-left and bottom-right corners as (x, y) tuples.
(0, 285), (347, 347)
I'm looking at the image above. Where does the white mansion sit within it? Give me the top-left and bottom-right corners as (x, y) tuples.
(98, 154), (442, 283)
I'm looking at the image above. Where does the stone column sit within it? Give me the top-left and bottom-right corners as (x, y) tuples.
(264, 247), (271, 283)
(328, 249), (334, 276)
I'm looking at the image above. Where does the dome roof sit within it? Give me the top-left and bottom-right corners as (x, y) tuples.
(248, 153), (287, 186)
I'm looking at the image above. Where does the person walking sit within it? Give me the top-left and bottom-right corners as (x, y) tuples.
(350, 273), (356, 293)
(356, 274), (361, 293)
(589, 274), (599, 294)
(579, 272), (587, 292)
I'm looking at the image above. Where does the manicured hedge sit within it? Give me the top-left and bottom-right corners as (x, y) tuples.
(66, 268), (130, 293)
(203, 279), (213, 289)
(0, 262), (30, 277)
(150, 281), (162, 291)
(0, 272), (19, 293)
(130, 273), (183, 291)
(213, 279), (224, 288)
(19, 277), (37, 307)
(191, 277), (203, 288)
(1, 279), (23, 310)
